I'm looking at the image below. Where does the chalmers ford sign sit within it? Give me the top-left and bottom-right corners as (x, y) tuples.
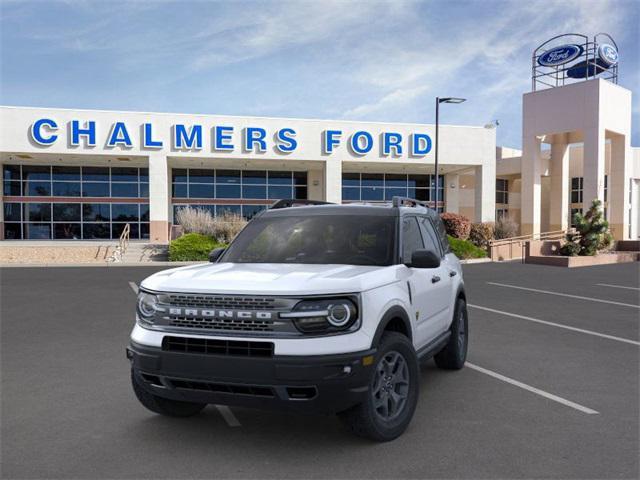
(28, 118), (434, 157)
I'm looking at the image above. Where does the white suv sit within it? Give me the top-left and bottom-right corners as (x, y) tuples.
(128, 198), (468, 441)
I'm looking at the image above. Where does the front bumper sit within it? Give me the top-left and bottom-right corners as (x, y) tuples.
(128, 341), (376, 414)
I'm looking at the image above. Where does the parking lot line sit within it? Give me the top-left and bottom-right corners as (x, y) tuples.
(216, 405), (242, 427)
(487, 282), (640, 309)
(596, 283), (640, 291)
(129, 282), (139, 294)
(469, 304), (640, 346)
(466, 362), (599, 415)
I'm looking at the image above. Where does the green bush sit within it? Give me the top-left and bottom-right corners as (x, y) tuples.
(169, 233), (225, 261)
(560, 199), (613, 256)
(448, 235), (487, 260)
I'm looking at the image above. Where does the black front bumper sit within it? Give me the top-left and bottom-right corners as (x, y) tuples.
(128, 341), (376, 414)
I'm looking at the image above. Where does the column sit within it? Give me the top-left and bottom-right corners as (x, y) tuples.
(324, 159), (342, 204)
(609, 134), (631, 240)
(474, 162), (495, 223)
(549, 134), (570, 231)
(445, 173), (459, 214)
(582, 126), (605, 212)
(306, 169), (324, 201)
(148, 153), (170, 244)
(0, 170), (4, 240)
(521, 135), (543, 236)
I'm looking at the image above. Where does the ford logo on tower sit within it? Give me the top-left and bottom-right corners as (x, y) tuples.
(598, 43), (618, 66)
(537, 44), (583, 67)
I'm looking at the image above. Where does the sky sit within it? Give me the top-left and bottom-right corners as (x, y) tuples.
(1, 0), (638, 148)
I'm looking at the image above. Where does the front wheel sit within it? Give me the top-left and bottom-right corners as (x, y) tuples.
(434, 298), (468, 370)
(338, 332), (419, 442)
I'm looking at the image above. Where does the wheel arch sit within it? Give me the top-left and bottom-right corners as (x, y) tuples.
(371, 306), (413, 348)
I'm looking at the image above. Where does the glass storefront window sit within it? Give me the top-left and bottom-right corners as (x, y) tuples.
(342, 173), (444, 207)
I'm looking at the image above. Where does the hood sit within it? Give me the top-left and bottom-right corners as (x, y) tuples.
(140, 262), (403, 295)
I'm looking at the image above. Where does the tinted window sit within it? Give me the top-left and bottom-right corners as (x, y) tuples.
(402, 216), (424, 263)
(432, 216), (451, 253)
(418, 217), (442, 257)
(52, 166), (80, 181)
(224, 215), (396, 266)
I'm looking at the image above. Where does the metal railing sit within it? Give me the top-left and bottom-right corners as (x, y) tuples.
(106, 223), (131, 263)
(489, 229), (572, 262)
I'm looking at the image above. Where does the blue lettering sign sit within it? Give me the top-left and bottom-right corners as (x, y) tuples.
(411, 133), (432, 156)
(275, 128), (297, 153)
(383, 132), (403, 156)
(30, 118), (58, 145)
(107, 122), (132, 148)
(244, 127), (267, 152)
(143, 123), (163, 148)
(350, 131), (373, 155)
(214, 126), (234, 151)
(323, 130), (342, 154)
(71, 120), (96, 147)
(173, 124), (202, 150)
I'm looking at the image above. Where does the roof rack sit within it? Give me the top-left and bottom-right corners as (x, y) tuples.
(391, 196), (431, 209)
(269, 199), (334, 210)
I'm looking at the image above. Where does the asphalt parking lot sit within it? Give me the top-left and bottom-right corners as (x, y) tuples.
(1, 261), (638, 479)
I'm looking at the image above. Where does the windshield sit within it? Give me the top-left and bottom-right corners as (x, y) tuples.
(222, 214), (396, 266)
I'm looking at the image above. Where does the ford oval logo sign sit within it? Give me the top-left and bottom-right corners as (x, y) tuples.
(598, 44), (618, 66)
(538, 44), (583, 67)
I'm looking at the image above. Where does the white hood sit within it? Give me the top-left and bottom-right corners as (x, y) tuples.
(140, 262), (403, 295)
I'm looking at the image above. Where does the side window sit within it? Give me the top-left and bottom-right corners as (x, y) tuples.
(402, 216), (424, 263)
(433, 216), (451, 254)
(418, 217), (442, 257)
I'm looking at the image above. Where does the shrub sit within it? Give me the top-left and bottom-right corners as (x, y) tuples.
(448, 235), (487, 260)
(469, 222), (495, 249)
(176, 207), (247, 243)
(169, 233), (224, 262)
(494, 216), (519, 239)
(440, 213), (471, 240)
(560, 199), (613, 256)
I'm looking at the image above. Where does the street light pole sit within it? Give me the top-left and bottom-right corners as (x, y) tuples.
(434, 96), (466, 210)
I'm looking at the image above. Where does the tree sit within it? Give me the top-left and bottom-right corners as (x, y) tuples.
(560, 199), (613, 256)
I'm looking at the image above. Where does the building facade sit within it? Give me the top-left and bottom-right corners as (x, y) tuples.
(0, 106), (496, 243)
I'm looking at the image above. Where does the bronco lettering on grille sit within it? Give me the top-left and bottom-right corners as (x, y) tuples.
(168, 308), (274, 320)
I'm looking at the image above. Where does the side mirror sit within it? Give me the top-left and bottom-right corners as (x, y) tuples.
(407, 249), (440, 269)
(209, 247), (226, 263)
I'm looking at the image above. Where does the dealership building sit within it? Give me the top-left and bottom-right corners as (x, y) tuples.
(0, 34), (638, 245)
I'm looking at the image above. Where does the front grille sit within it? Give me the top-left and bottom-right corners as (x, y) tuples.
(162, 336), (274, 357)
(166, 294), (278, 310)
(168, 316), (274, 332)
(168, 378), (275, 397)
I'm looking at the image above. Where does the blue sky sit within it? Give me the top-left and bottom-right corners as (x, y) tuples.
(1, 0), (638, 148)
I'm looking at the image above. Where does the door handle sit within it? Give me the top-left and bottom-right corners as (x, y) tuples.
(431, 275), (441, 284)
(449, 270), (457, 277)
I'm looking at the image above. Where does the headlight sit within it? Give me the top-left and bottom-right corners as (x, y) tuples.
(136, 291), (159, 325)
(281, 298), (359, 334)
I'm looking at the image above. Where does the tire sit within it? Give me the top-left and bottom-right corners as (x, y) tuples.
(131, 370), (207, 417)
(434, 298), (468, 370)
(339, 332), (419, 442)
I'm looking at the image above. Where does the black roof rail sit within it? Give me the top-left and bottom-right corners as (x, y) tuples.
(391, 196), (431, 209)
(269, 199), (334, 210)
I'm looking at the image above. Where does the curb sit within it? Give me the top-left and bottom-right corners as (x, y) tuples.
(459, 258), (492, 264)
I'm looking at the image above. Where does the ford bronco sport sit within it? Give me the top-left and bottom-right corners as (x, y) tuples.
(128, 197), (468, 441)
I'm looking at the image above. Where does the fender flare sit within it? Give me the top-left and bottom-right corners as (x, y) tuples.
(371, 305), (413, 348)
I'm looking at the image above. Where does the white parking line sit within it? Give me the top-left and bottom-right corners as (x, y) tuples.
(129, 282), (139, 294)
(216, 405), (241, 427)
(466, 362), (599, 415)
(469, 304), (640, 346)
(487, 282), (640, 309)
(596, 283), (640, 291)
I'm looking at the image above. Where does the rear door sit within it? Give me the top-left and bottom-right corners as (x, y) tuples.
(401, 216), (449, 347)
